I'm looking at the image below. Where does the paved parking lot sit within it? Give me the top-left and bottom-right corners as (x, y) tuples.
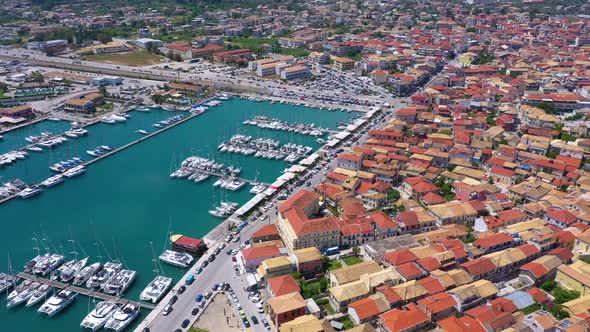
(193, 293), (241, 332)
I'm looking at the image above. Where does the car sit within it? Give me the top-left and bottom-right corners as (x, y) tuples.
(142, 328), (150, 332)
(262, 318), (269, 326)
(204, 291), (212, 299)
(219, 242), (226, 249)
(239, 310), (246, 318)
(236, 302), (242, 309)
(226, 249), (233, 255)
(201, 260), (209, 268)
(251, 316), (259, 325)
(191, 307), (199, 315)
(195, 294), (203, 302)
(169, 295), (178, 305)
(178, 285), (187, 294)
(243, 319), (251, 328)
(174, 329), (181, 332)
(198, 300), (206, 308)
(212, 283), (219, 291)
(162, 304), (173, 316)
(232, 236), (240, 243)
(208, 254), (216, 262)
(231, 249), (239, 255)
(224, 235), (232, 243)
(239, 244), (246, 250)
(214, 248), (221, 255)
(181, 319), (190, 328)
(256, 302), (264, 313)
(195, 267), (203, 274)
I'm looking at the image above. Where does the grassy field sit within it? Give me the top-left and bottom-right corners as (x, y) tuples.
(84, 50), (163, 66)
(342, 255), (363, 266)
(326, 260), (343, 271)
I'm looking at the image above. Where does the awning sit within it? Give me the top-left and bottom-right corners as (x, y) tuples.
(234, 193), (266, 216)
(299, 153), (319, 166)
(287, 165), (306, 173)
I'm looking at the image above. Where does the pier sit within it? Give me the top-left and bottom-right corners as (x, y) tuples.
(196, 169), (269, 186)
(16, 272), (155, 310)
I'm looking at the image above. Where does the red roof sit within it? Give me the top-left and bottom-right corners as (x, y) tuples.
(520, 262), (549, 278)
(278, 190), (319, 214)
(383, 249), (419, 266)
(516, 243), (541, 257)
(546, 208), (577, 225)
(241, 245), (281, 261)
(251, 224), (279, 240)
(460, 257), (496, 277)
(376, 285), (402, 305)
(348, 297), (383, 320)
(473, 233), (513, 249)
(379, 304), (429, 332)
(417, 257), (442, 272)
(418, 292), (457, 314)
(527, 287), (550, 303)
(173, 235), (204, 249)
(417, 276), (446, 295)
(395, 262), (425, 280)
(438, 316), (487, 332)
(267, 274), (300, 296)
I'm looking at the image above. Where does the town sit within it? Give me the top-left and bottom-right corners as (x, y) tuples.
(0, 1), (590, 332)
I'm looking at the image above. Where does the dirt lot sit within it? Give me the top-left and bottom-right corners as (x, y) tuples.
(192, 293), (241, 332)
(83, 50), (163, 66)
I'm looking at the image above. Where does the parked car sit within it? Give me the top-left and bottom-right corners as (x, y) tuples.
(191, 308), (199, 315)
(162, 304), (173, 316)
(178, 285), (187, 294)
(204, 291), (212, 300)
(195, 294), (203, 302)
(181, 319), (190, 328)
(251, 316), (259, 324)
(169, 295), (178, 305)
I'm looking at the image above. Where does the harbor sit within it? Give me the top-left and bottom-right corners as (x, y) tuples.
(0, 97), (356, 332)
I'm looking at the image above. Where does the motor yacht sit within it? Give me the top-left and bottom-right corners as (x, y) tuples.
(18, 185), (43, 198)
(63, 165), (86, 178)
(41, 174), (65, 187)
(38, 290), (77, 317)
(33, 254), (64, 276)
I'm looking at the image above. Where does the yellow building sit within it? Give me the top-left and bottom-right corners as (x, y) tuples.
(257, 256), (293, 279)
(555, 261), (590, 296)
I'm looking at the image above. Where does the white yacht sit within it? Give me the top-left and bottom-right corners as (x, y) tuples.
(158, 250), (193, 268)
(140, 275), (172, 303)
(24, 254), (48, 273)
(105, 303), (140, 332)
(7, 280), (32, 302)
(26, 284), (52, 307)
(0, 273), (16, 293)
(18, 186), (43, 198)
(86, 262), (122, 289)
(33, 254), (64, 276)
(208, 209), (226, 218)
(225, 180), (246, 191)
(250, 183), (267, 194)
(193, 173), (209, 183)
(7, 281), (40, 308)
(60, 257), (88, 283)
(63, 165), (86, 178)
(38, 290), (77, 317)
(51, 259), (76, 281)
(73, 262), (101, 286)
(102, 270), (136, 295)
(26, 145), (43, 152)
(80, 301), (119, 331)
(213, 178), (224, 187)
(41, 174), (65, 187)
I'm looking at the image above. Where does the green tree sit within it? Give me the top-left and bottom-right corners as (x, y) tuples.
(386, 189), (400, 202)
(352, 246), (360, 256)
(537, 102), (554, 114)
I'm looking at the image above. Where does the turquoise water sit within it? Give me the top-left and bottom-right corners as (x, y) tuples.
(0, 120), (71, 155)
(0, 98), (353, 331)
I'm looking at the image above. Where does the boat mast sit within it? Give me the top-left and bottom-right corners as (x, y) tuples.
(162, 218), (172, 253)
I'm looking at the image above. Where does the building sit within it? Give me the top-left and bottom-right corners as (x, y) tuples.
(189, 44), (225, 58)
(168, 81), (205, 97)
(251, 224), (281, 243)
(332, 56), (355, 71)
(267, 292), (307, 328)
(64, 93), (104, 113)
(89, 76), (123, 86)
(267, 274), (300, 297)
(329, 261), (382, 288)
(555, 260), (590, 296)
(377, 303), (429, 332)
(291, 247), (323, 278)
(239, 245), (285, 273)
(0, 105), (34, 118)
(280, 65), (311, 81)
(92, 42), (128, 54)
(309, 52), (330, 65)
(133, 38), (163, 49)
(428, 201), (478, 226)
(258, 256), (294, 279)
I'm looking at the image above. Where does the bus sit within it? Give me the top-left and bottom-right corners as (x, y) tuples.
(324, 246), (339, 256)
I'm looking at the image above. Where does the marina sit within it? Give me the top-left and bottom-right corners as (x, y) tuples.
(0, 97), (355, 331)
(16, 272), (155, 310)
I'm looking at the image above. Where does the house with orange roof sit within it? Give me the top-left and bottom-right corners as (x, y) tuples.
(437, 315), (486, 332)
(473, 233), (514, 254)
(251, 224), (281, 243)
(417, 292), (458, 321)
(348, 293), (391, 325)
(267, 292), (307, 328)
(267, 274), (300, 297)
(377, 303), (429, 332)
(239, 245), (287, 272)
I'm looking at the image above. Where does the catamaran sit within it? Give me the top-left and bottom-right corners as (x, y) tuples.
(0, 273), (17, 293)
(104, 303), (140, 331)
(38, 289), (77, 317)
(33, 254), (64, 276)
(101, 269), (136, 295)
(80, 301), (119, 331)
(158, 250), (193, 268)
(41, 174), (65, 187)
(60, 256), (89, 283)
(73, 262), (101, 286)
(7, 281), (40, 308)
(140, 275), (172, 303)
(18, 185), (43, 198)
(86, 262), (122, 290)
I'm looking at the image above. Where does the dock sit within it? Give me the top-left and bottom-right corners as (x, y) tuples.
(196, 169), (269, 186)
(16, 272), (155, 310)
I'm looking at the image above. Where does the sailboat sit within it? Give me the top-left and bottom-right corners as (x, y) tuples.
(140, 242), (172, 303)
